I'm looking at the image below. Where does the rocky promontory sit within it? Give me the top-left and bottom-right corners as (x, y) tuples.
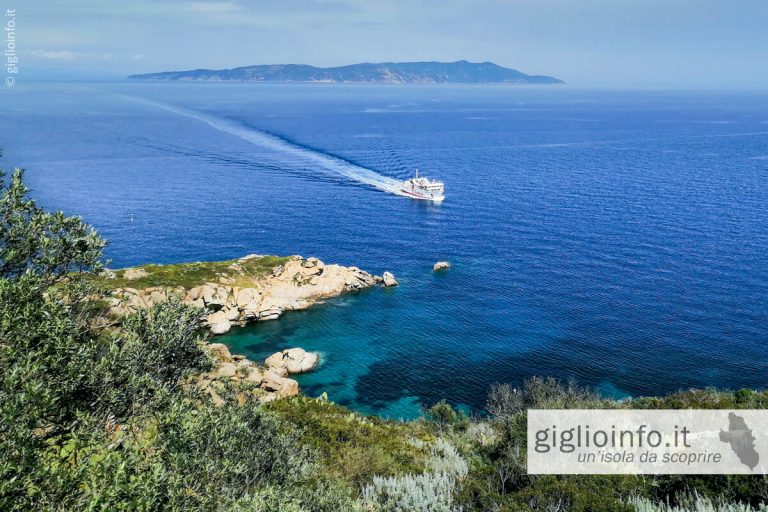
(104, 254), (383, 334)
(98, 254), (389, 403)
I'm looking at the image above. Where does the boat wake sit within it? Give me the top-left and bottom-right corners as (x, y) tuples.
(121, 95), (407, 197)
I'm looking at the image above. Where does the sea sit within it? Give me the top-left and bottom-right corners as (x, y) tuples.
(1, 82), (766, 418)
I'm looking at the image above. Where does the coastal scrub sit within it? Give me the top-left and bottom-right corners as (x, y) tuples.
(96, 255), (292, 289)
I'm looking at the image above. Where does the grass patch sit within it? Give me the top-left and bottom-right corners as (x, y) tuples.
(97, 255), (293, 289)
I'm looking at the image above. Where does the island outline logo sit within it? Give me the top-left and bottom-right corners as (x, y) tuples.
(719, 412), (760, 470)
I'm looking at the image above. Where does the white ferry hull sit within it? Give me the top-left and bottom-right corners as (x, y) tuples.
(400, 188), (445, 202)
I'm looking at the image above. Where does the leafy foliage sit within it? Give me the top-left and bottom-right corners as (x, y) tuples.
(426, 400), (462, 432)
(0, 169), (105, 282)
(0, 167), (354, 511)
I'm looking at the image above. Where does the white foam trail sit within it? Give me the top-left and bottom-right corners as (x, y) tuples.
(121, 95), (406, 196)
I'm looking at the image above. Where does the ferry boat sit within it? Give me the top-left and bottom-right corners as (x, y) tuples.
(400, 169), (445, 202)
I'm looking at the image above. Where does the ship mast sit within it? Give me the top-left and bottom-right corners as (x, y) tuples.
(415, 168), (419, 179)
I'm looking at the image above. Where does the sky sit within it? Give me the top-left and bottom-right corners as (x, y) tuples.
(8, 0), (768, 87)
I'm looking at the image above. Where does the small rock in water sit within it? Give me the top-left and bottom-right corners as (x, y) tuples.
(265, 348), (319, 374)
(433, 261), (451, 271)
(382, 271), (398, 287)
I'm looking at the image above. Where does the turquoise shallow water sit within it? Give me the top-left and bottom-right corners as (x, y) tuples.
(1, 83), (767, 418)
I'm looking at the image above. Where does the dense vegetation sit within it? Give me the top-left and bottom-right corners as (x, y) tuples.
(1, 166), (766, 511)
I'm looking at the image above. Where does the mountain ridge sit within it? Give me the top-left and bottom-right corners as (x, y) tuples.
(127, 60), (563, 84)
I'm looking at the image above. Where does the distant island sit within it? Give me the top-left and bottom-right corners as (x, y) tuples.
(127, 60), (563, 84)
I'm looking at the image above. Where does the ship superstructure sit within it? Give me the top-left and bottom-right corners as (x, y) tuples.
(400, 169), (445, 202)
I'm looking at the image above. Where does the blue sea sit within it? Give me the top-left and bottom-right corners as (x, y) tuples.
(1, 82), (767, 418)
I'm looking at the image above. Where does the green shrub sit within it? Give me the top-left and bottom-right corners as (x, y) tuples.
(266, 396), (432, 488)
(427, 400), (460, 432)
(0, 167), (356, 511)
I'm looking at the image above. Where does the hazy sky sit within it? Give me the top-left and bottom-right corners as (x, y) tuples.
(13, 0), (768, 86)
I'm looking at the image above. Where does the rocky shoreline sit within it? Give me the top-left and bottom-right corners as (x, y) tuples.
(106, 254), (395, 335)
(194, 343), (314, 404)
(103, 254), (395, 403)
